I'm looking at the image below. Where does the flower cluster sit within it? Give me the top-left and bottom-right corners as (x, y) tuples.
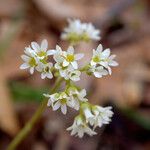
(67, 104), (113, 138)
(20, 39), (55, 78)
(88, 44), (118, 78)
(20, 19), (118, 138)
(44, 87), (87, 114)
(61, 19), (100, 44)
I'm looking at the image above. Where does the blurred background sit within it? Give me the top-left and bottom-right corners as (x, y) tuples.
(0, 0), (150, 149)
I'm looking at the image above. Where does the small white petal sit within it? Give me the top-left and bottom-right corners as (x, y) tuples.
(43, 93), (50, 98)
(41, 39), (48, 51)
(75, 53), (84, 60)
(31, 42), (40, 51)
(47, 73), (53, 79)
(71, 61), (78, 69)
(61, 104), (67, 114)
(100, 61), (108, 68)
(63, 60), (69, 67)
(47, 50), (56, 55)
(67, 46), (74, 54)
(109, 61), (118, 66)
(94, 72), (102, 78)
(20, 63), (29, 69)
(21, 55), (30, 61)
(96, 44), (103, 52)
(80, 89), (86, 98)
(101, 48), (110, 58)
(47, 99), (52, 106)
(30, 67), (34, 74)
(108, 67), (112, 75)
(53, 101), (61, 110)
(41, 73), (46, 79)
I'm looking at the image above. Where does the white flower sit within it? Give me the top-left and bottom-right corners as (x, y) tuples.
(62, 46), (84, 69)
(67, 115), (97, 138)
(55, 63), (81, 81)
(37, 62), (53, 79)
(20, 47), (37, 74)
(61, 19), (84, 40)
(45, 92), (72, 115)
(53, 45), (65, 63)
(68, 70), (81, 81)
(90, 106), (114, 128)
(61, 19), (100, 43)
(91, 44), (118, 74)
(89, 65), (108, 78)
(31, 39), (55, 60)
(67, 88), (88, 110)
(43, 93), (59, 107)
(83, 107), (95, 122)
(53, 46), (83, 81)
(83, 23), (100, 41)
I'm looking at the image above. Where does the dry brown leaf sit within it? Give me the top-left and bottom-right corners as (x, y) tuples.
(0, 74), (20, 136)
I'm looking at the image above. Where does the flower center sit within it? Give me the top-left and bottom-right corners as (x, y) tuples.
(81, 32), (90, 42)
(66, 54), (74, 62)
(29, 57), (36, 67)
(93, 55), (100, 62)
(38, 51), (46, 57)
(45, 66), (49, 72)
(61, 98), (66, 104)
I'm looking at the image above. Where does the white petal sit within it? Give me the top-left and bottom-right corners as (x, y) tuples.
(94, 72), (102, 78)
(54, 55), (63, 63)
(61, 104), (67, 114)
(80, 89), (86, 97)
(31, 42), (40, 51)
(96, 44), (103, 52)
(41, 73), (46, 79)
(109, 54), (116, 59)
(71, 61), (78, 69)
(21, 55), (30, 61)
(56, 45), (62, 52)
(101, 48), (110, 58)
(20, 63), (29, 69)
(30, 67), (34, 74)
(60, 70), (67, 77)
(71, 75), (80, 81)
(100, 61), (108, 68)
(53, 101), (61, 110)
(41, 39), (48, 51)
(67, 46), (74, 54)
(90, 60), (97, 66)
(63, 60), (69, 67)
(109, 60), (118, 66)
(47, 99), (52, 106)
(43, 93), (50, 98)
(47, 50), (56, 55)
(108, 66), (112, 75)
(78, 130), (84, 138)
(47, 73), (53, 79)
(75, 53), (84, 60)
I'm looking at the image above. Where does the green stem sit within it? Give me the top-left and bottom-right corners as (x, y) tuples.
(7, 77), (63, 150)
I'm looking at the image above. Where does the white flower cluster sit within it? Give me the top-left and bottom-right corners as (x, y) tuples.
(53, 45), (84, 81)
(88, 44), (118, 78)
(44, 87), (87, 114)
(67, 105), (113, 138)
(20, 19), (118, 138)
(61, 19), (100, 44)
(20, 39), (55, 78)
